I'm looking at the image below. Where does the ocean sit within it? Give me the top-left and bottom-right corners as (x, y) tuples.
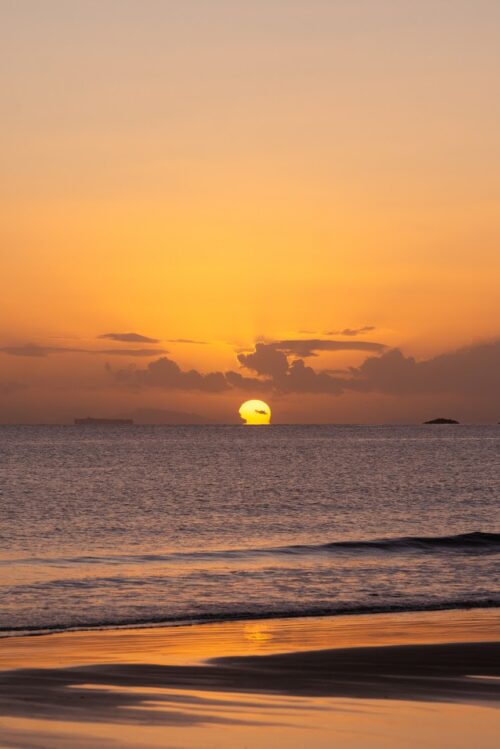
(0, 425), (499, 636)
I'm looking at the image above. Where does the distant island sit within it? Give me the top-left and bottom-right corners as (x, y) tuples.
(423, 418), (460, 424)
(74, 417), (133, 426)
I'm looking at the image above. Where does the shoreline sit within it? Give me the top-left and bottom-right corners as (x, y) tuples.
(1, 606), (499, 678)
(1, 607), (499, 748)
(1, 641), (499, 727)
(2, 598), (500, 640)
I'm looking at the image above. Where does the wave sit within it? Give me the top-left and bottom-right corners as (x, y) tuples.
(2, 531), (499, 568)
(309, 530), (500, 554)
(1, 596), (499, 639)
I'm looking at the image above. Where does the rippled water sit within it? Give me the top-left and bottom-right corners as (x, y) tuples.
(0, 425), (499, 634)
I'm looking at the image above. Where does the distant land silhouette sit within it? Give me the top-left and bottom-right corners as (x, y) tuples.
(73, 410), (215, 425)
(423, 418), (460, 424)
(120, 408), (215, 425)
(74, 417), (133, 426)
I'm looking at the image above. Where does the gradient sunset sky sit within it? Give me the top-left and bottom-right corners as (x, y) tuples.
(1, 1), (499, 423)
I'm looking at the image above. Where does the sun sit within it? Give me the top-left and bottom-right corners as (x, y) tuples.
(239, 399), (271, 425)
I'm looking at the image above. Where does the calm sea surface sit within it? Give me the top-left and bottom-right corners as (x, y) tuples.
(0, 425), (499, 635)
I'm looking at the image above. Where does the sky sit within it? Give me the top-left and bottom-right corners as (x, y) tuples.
(1, 1), (499, 423)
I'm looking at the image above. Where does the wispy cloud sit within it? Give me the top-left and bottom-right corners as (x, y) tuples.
(99, 348), (167, 357)
(98, 332), (160, 344)
(167, 338), (208, 344)
(326, 326), (376, 336)
(299, 326), (376, 337)
(0, 343), (166, 358)
(0, 344), (82, 357)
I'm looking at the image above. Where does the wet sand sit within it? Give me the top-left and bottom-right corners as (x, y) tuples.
(0, 608), (499, 748)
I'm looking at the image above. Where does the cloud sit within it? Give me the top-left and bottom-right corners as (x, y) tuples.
(275, 339), (385, 357)
(237, 339), (500, 397)
(117, 356), (229, 392)
(225, 370), (274, 392)
(99, 332), (160, 343)
(232, 357), (344, 395)
(237, 339), (385, 374)
(167, 338), (208, 345)
(237, 343), (289, 377)
(0, 343), (166, 358)
(349, 340), (500, 396)
(0, 344), (83, 357)
(99, 348), (167, 357)
(280, 359), (345, 394)
(114, 338), (500, 402)
(114, 341), (377, 396)
(326, 326), (376, 336)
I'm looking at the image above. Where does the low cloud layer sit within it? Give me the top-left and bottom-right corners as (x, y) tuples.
(99, 332), (160, 343)
(349, 341), (500, 395)
(167, 338), (208, 345)
(114, 338), (500, 401)
(326, 326), (376, 336)
(117, 356), (229, 392)
(100, 348), (167, 357)
(239, 339), (385, 371)
(0, 344), (81, 357)
(299, 326), (376, 337)
(0, 343), (166, 358)
(4, 336), (499, 409)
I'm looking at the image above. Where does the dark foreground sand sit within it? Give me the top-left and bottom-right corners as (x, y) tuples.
(0, 609), (499, 749)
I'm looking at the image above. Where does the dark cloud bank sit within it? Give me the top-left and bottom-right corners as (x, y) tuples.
(115, 338), (500, 400)
(117, 356), (228, 392)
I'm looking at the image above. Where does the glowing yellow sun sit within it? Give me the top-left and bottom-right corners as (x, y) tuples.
(239, 399), (271, 425)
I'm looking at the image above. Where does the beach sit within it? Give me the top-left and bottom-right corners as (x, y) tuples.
(1, 608), (499, 749)
(3, 0), (500, 744)
(1, 425), (499, 747)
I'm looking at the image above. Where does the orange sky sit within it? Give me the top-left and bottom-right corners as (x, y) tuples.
(1, 2), (499, 423)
